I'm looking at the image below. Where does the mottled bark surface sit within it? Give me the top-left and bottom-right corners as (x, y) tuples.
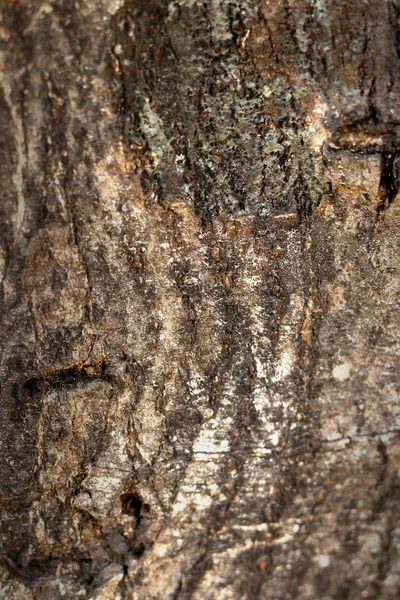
(1, 1), (400, 598)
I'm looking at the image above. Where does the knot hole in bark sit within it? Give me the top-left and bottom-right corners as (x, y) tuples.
(120, 492), (150, 525)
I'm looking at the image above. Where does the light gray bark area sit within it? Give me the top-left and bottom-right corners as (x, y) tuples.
(1, 1), (400, 599)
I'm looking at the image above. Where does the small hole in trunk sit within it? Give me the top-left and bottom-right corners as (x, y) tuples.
(120, 492), (144, 522)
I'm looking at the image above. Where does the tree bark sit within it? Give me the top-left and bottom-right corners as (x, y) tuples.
(1, 1), (400, 598)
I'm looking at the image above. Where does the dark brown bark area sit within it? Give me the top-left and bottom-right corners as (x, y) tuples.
(1, 1), (400, 599)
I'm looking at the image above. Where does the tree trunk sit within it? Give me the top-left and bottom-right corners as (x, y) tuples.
(1, 1), (400, 598)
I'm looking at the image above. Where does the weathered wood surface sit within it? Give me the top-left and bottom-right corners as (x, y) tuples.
(1, 1), (400, 598)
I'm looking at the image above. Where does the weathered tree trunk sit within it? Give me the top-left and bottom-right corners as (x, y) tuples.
(1, 1), (400, 598)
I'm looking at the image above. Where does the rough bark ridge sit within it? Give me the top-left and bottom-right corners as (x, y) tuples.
(1, 0), (400, 598)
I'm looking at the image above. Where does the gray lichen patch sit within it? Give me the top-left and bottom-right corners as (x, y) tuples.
(138, 100), (174, 168)
(111, 0), (326, 219)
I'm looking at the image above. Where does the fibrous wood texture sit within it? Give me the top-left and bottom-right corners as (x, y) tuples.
(1, 1), (400, 599)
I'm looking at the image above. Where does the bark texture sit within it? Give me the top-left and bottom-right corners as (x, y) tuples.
(1, 1), (400, 599)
